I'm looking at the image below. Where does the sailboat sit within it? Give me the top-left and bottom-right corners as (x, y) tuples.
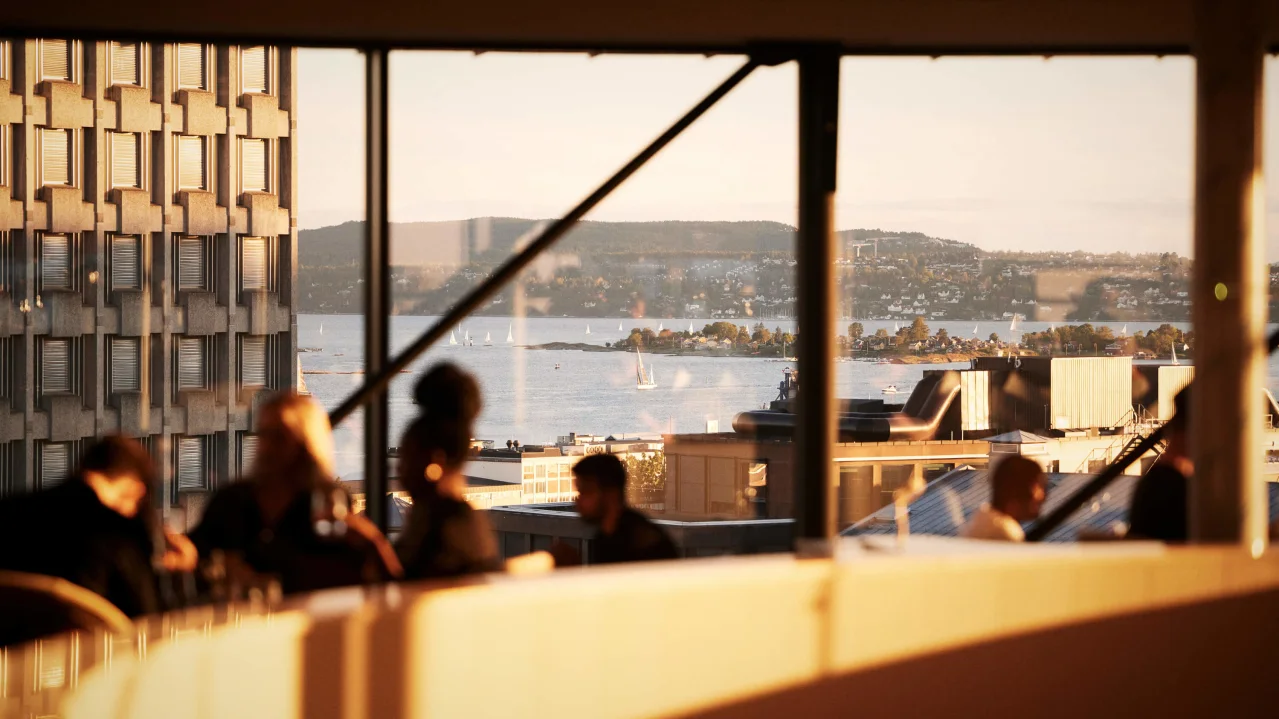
(635, 347), (657, 390)
(972, 325), (978, 336)
(1009, 315), (1019, 332)
(688, 321), (695, 333)
(506, 324), (514, 343)
(585, 324), (591, 335)
(449, 330), (458, 346)
(618, 321), (623, 332)
(319, 323), (324, 336)
(463, 329), (470, 344)
(781, 339), (796, 362)
(1120, 324), (1129, 337)
(894, 321), (899, 333)
(484, 331), (492, 346)
(657, 321), (664, 332)
(1171, 344), (1180, 365)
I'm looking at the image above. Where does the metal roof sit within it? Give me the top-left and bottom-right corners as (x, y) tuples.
(845, 468), (1279, 542)
(985, 431), (1051, 444)
(6, 1), (1277, 54)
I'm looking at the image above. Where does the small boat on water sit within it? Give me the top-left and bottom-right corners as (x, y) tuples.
(657, 321), (664, 332)
(636, 347), (657, 390)
(882, 385), (899, 395)
(972, 325), (978, 336)
(688, 321), (695, 333)
(618, 321), (623, 331)
(554, 363), (561, 370)
(484, 332), (492, 346)
(506, 324), (514, 343)
(449, 330), (458, 346)
(586, 324), (591, 335)
(1120, 324), (1129, 337)
(319, 323), (324, 336)
(464, 329), (471, 344)
(875, 357), (891, 365)
(1171, 344), (1180, 365)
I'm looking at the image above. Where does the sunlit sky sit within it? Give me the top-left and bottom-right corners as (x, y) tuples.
(298, 50), (1279, 259)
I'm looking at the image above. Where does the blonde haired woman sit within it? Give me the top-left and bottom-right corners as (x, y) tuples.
(191, 393), (401, 595)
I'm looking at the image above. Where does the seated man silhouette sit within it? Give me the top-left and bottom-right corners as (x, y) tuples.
(961, 455), (1047, 542)
(554, 454), (678, 565)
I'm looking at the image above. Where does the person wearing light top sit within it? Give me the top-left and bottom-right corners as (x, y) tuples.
(962, 455), (1047, 542)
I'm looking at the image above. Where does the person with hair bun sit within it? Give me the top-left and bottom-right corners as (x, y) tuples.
(395, 363), (501, 580)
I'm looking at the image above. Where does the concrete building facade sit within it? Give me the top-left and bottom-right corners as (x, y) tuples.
(0, 39), (298, 525)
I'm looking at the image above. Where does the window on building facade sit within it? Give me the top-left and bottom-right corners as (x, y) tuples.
(110, 131), (142, 189)
(237, 431), (258, 475)
(109, 41), (141, 86)
(39, 338), (71, 395)
(40, 39), (72, 82)
(177, 135), (208, 191)
(109, 336), (141, 394)
(38, 441), (74, 490)
(0, 124), (9, 187)
(39, 232), (72, 292)
(40, 128), (72, 186)
(109, 234), (142, 291)
(177, 43), (209, 90)
(241, 46), (271, 94)
(176, 235), (209, 291)
(240, 236), (272, 293)
(0, 40), (8, 80)
(241, 138), (269, 193)
(175, 336), (209, 391)
(240, 335), (270, 389)
(175, 435), (210, 492)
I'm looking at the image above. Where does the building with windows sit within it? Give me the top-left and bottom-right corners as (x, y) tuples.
(0, 39), (298, 525)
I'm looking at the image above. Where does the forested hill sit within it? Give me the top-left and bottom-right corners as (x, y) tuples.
(298, 218), (974, 267)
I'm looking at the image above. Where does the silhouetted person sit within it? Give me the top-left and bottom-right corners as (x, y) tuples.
(0, 436), (192, 617)
(395, 364), (501, 580)
(191, 393), (400, 595)
(1128, 387), (1192, 542)
(961, 455), (1047, 541)
(572, 453), (677, 564)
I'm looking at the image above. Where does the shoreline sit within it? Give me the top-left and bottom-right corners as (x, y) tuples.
(523, 342), (1001, 364)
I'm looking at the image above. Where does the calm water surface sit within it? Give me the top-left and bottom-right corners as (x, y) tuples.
(299, 314), (1276, 476)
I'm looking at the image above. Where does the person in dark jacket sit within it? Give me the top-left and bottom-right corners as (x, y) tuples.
(395, 364), (501, 580)
(572, 453), (678, 565)
(191, 393), (400, 596)
(1128, 387), (1192, 541)
(0, 435), (192, 617)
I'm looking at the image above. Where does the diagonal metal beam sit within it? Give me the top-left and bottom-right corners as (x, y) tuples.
(329, 57), (761, 426)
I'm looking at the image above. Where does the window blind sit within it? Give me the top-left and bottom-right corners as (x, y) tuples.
(110, 337), (140, 392)
(42, 129), (70, 186)
(176, 436), (207, 491)
(238, 433), (259, 475)
(111, 41), (139, 85)
(241, 46), (268, 93)
(178, 44), (207, 89)
(241, 336), (267, 388)
(177, 135), (206, 190)
(110, 234), (141, 290)
(177, 236), (206, 290)
(40, 443), (71, 490)
(41, 40), (70, 81)
(42, 339), (70, 394)
(40, 233), (71, 290)
(111, 132), (140, 188)
(241, 139), (267, 192)
(176, 337), (206, 390)
(241, 237), (267, 291)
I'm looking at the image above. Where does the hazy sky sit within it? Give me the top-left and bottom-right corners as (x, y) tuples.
(297, 50), (1279, 259)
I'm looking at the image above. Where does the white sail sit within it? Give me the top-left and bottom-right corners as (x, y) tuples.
(1120, 324), (1128, 336)
(586, 324), (591, 335)
(1009, 315), (1018, 332)
(319, 323), (324, 335)
(506, 324), (514, 343)
(894, 322), (899, 332)
(1172, 344), (1180, 365)
(618, 322), (623, 332)
(688, 321), (695, 333)
(636, 346), (657, 390)
(484, 332), (492, 345)
(464, 329), (470, 342)
(658, 321), (663, 332)
(449, 330), (458, 346)
(973, 325), (978, 336)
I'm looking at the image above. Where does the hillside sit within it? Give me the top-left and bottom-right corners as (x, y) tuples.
(298, 218), (975, 268)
